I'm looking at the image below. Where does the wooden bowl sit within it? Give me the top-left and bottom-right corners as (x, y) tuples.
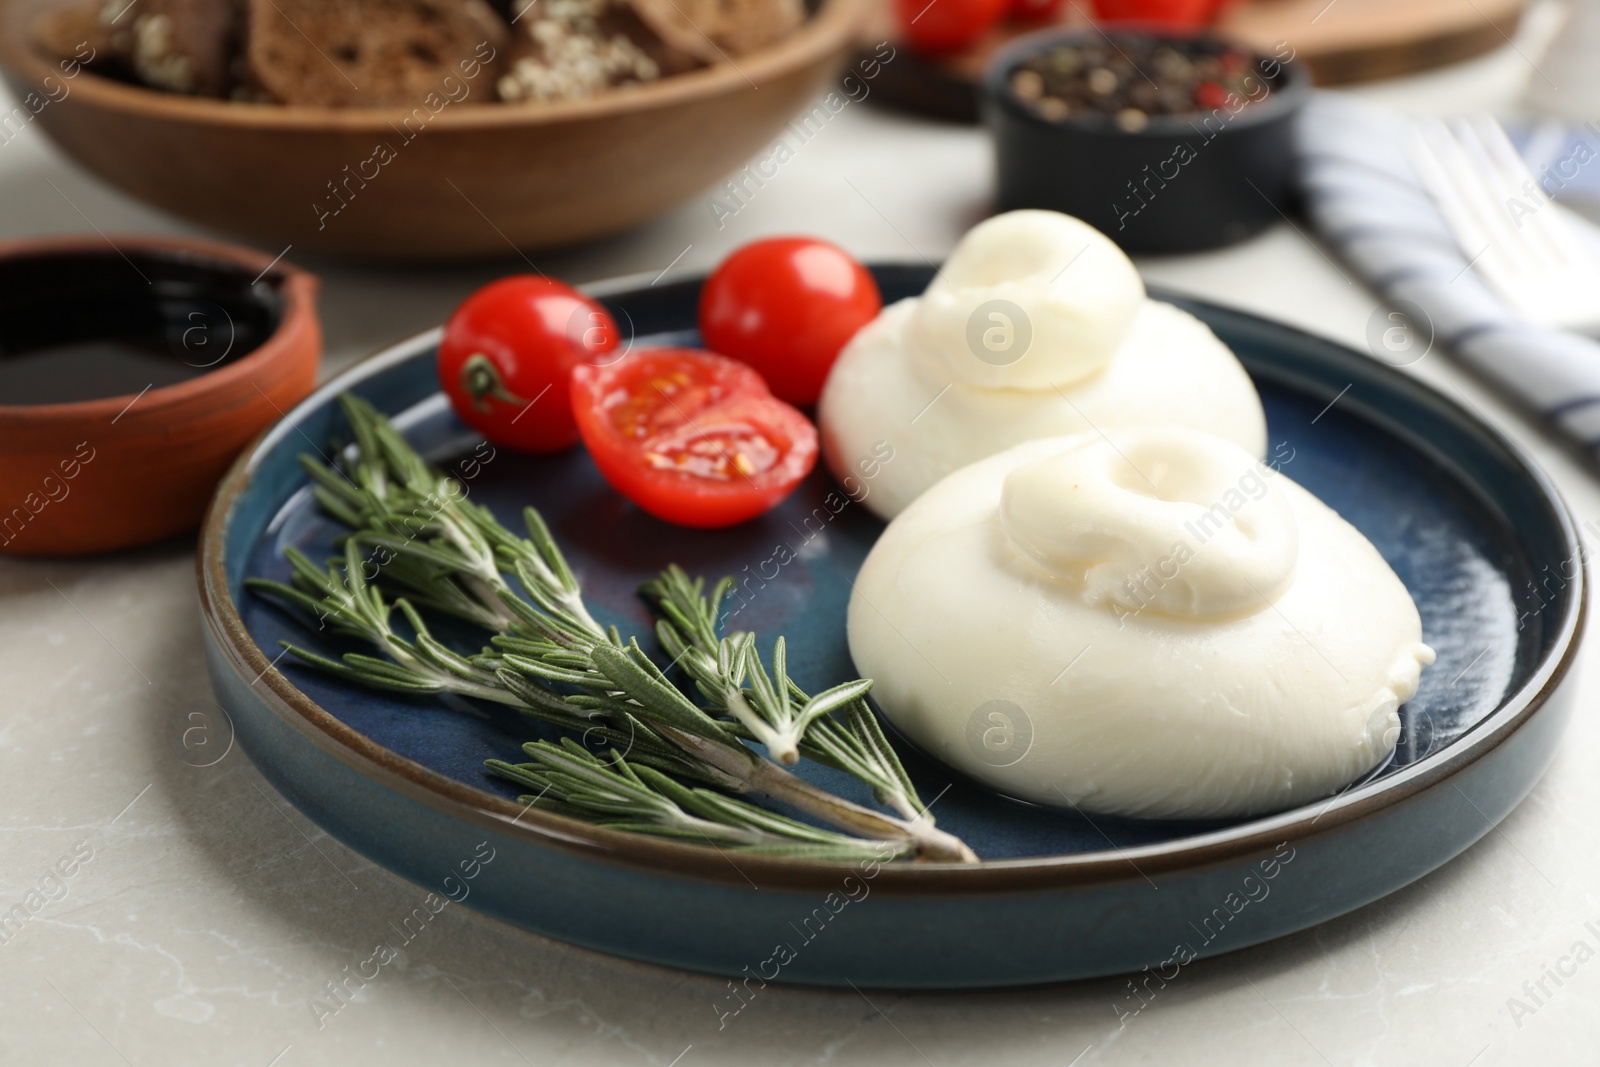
(0, 235), (320, 557)
(0, 0), (866, 261)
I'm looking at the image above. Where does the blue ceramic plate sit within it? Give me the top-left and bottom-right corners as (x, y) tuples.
(200, 266), (1584, 988)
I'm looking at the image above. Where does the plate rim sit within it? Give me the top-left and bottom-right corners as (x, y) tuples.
(198, 270), (1588, 894)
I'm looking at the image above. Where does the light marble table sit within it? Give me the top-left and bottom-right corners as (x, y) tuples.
(3, 11), (1598, 1065)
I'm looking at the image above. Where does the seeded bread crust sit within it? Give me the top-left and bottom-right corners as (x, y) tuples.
(597, 4), (701, 76)
(244, 0), (508, 107)
(497, 0), (699, 104)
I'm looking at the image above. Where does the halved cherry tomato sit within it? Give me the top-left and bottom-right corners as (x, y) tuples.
(698, 237), (881, 407)
(570, 348), (818, 528)
(892, 0), (1007, 54)
(439, 275), (620, 452)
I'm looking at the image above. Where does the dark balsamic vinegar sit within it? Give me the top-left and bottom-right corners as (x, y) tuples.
(0, 250), (283, 405)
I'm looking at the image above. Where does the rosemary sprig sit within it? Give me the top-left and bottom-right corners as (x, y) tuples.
(249, 394), (977, 863)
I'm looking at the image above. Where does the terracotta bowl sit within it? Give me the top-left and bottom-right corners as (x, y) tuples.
(0, 0), (866, 261)
(0, 235), (320, 557)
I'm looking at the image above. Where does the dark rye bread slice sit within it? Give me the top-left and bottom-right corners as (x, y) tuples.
(33, 0), (237, 97)
(245, 0), (508, 107)
(32, 1), (115, 68)
(628, 0), (802, 62)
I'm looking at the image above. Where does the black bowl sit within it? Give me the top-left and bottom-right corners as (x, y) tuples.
(981, 26), (1312, 254)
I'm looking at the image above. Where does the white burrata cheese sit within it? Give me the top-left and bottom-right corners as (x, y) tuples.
(819, 210), (1267, 521)
(848, 429), (1435, 820)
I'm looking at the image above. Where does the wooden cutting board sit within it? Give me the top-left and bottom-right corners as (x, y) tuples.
(860, 0), (1528, 121)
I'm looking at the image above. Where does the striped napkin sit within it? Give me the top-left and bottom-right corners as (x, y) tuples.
(1295, 94), (1600, 446)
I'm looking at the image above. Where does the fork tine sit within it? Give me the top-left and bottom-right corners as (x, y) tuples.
(1412, 119), (1520, 289)
(1409, 120), (1486, 251)
(1411, 114), (1600, 332)
(1465, 115), (1565, 270)
(1447, 117), (1542, 276)
(1471, 114), (1599, 274)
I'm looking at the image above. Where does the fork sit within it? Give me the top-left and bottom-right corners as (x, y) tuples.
(1408, 114), (1600, 336)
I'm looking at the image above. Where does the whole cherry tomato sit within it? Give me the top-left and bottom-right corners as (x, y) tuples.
(892, 0), (1007, 54)
(698, 237), (881, 407)
(438, 275), (620, 452)
(1010, 0), (1066, 21)
(570, 348), (818, 528)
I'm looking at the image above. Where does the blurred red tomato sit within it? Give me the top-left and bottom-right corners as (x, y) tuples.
(1089, 0), (1212, 25)
(1010, 0), (1066, 20)
(893, 0), (1008, 53)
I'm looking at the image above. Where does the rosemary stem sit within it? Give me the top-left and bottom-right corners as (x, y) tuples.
(460, 573), (515, 627)
(661, 727), (978, 863)
(722, 686), (800, 766)
(746, 757), (978, 864)
(883, 793), (926, 825)
(437, 674), (533, 707)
